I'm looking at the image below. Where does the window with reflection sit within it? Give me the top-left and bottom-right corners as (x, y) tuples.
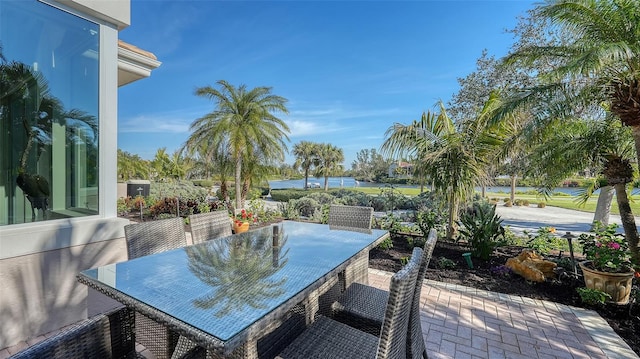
(0, 0), (99, 225)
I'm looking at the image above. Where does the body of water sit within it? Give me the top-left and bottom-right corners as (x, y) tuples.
(268, 177), (609, 196)
(269, 177), (366, 189)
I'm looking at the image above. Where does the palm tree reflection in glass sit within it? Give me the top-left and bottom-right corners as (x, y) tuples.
(185, 229), (289, 317)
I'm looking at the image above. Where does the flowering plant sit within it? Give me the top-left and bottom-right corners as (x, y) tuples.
(234, 209), (256, 226)
(578, 223), (632, 273)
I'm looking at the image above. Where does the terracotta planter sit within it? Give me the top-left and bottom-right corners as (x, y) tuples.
(234, 221), (250, 234)
(579, 261), (635, 304)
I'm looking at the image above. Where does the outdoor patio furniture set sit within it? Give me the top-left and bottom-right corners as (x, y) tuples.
(9, 205), (438, 359)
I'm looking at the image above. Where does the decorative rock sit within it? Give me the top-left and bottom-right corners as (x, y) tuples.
(505, 249), (557, 282)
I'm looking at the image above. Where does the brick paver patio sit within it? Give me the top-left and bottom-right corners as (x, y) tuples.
(369, 269), (638, 359)
(2, 268), (637, 359)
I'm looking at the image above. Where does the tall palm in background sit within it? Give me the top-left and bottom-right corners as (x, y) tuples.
(293, 141), (319, 190)
(183, 80), (289, 211)
(315, 143), (344, 191)
(502, 0), (640, 260)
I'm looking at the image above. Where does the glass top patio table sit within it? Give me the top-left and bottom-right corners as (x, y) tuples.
(77, 221), (388, 356)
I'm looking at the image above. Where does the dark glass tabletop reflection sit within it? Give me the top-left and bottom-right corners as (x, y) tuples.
(80, 221), (387, 342)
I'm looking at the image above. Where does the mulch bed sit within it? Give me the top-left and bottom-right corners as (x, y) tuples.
(369, 234), (640, 356)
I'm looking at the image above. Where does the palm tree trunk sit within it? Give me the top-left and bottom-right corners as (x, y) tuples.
(220, 181), (231, 210)
(510, 175), (517, 203)
(632, 127), (640, 173)
(592, 185), (614, 228)
(235, 156), (242, 211)
(304, 168), (309, 190)
(323, 175), (329, 191)
(447, 197), (458, 240)
(613, 183), (640, 263)
(241, 179), (250, 204)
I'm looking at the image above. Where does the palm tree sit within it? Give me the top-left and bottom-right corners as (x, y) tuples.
(183, 80), (290, 211)
(1, 60), (97, 221)
(528, 116), (635, 228)
(381, 101), (497, 239)
(185, 231), (288, 317)
(314, 143), (344, 191)
(502, 0), (640, 261)
(292, 141), (320, 190)
(117, 149), (150, 181)
(381, 111), (452, 193)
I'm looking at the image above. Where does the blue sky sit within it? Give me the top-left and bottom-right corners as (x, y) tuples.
(118, 0), (536, 167)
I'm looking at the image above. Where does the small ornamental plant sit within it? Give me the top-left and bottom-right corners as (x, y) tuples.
(578, 223), (632, 273)
(524, 226), (562, 255)
(234, 209), (257, 227)
(577, 287), (611, 305)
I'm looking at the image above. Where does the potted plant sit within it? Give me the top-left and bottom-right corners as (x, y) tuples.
(233, 209), (255, 233)
(578, 223), (636, 304)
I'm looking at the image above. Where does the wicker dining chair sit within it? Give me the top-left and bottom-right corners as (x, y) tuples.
(124, 217), (187, 359)
(327, 204), (374, 229)
(275, 246), (422, 359)
(331, 228), (438, 359)
(188, 210), (232, 244)
(328, 204), (375, 290)
(9, 307), (142, 359)
(125, 216), (187, 259)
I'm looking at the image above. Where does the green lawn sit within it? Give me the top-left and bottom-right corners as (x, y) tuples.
(353, 186), (640, 215)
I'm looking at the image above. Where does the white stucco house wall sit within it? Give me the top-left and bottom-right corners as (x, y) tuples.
(0, 0), (160, 349)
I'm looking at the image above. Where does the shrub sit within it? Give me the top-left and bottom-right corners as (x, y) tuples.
(577, 287), (611, 305)
(436, 257), (456, 269)
(522, 200), (530, 206)
(524, 226), (562, 255)
(377, 213), (402, 233)
(278, 201), (299, 219)
(377, 237), (394, 250)
(305, 192), (335, 205)
(412, 191), (445, 212)
(270, 189), (311, 202)
(294, 197), (320, 218)
(458, 201), (505, 260)
(504, 201), (512, 207)
(328, 189), (371, 207)
(407, 234), (426, 249)
(537, 202), (546, 208)
(247, 199), (281, 223)
(192, 179), (214, 188)
(117, 198), (130, 216)
(151, 181), (208, 201)
(415, 209), (445, 237)
(149, 196), (199, 218)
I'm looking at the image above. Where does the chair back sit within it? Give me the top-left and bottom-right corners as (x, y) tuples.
(328, 204), (373, 229)
(9, 307), (136, 359)
(407, 228), (438, 358)
(376, 246), (422, 359)
(125, 217), (187, 259)
(189, 210), (232, 244)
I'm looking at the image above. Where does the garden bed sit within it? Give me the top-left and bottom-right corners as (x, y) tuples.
(369, 235), (640, 356)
